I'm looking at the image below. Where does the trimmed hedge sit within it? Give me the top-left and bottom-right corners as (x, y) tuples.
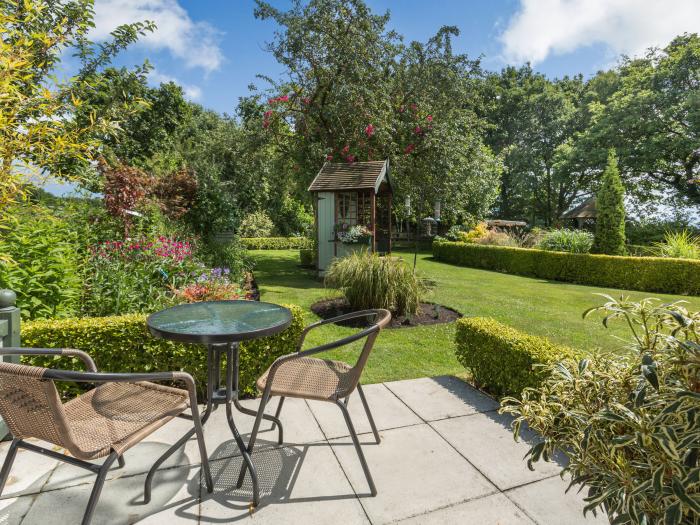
(241, 237), (312, 250)
(455, 317), (582, 397)
(433, 240), (700, 295)
(299, 248), (315, 267)
(21, 305), (304, 399)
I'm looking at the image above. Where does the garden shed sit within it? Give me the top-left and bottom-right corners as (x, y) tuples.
(309, 160), (393, 274)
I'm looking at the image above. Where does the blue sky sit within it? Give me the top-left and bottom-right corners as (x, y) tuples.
(89, 0), (700, 115)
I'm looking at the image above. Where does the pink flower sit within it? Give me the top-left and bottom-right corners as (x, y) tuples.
(414, 125), (422, 134)
(365, 124), (375, 137)
(279, 95), (289, 102)
(404, 143), (415, 154)
(302, 97), (311, 104)
(326, 154), (334, 161)
(410, 103), (418, 112)
(342, 145), (350, 154)
(263, 120), (270, 129)
(264, 110), (273, 118)
(268, 97), (276, 105)
(426, 115), (433, 122)
(345, 154), (356, 164)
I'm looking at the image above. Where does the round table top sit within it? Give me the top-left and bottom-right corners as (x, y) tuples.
(147, 300), (292, 344)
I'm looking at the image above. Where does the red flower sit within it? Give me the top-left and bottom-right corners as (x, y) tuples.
(404, 143), (415, 154)
(267, 97), (276, 105)
(326, 154), (334, 161)
(342, 144), (350, 154)
(345, 154), (356, 164)
(414, 125), (422, 134)
(264, 110), (273, 118)
(279, 95), (289, 102)
(365, 124), (375, 137)
(426, 115), (433, 122)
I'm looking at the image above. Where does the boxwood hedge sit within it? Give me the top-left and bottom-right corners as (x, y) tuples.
(241, 237), (312, 250)
(21, 305), (304, 399)
(455, 317), (582, 397)
(433, 240), (700, 295)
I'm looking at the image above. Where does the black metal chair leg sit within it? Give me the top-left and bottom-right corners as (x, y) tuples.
(235, 392), (270, 489)
(357, 384), (381, 444)
(337, 400), (377, 496)
(0, 439), (19, 495)
(82, 451), (119, 525)
(271, 396), (285, 431)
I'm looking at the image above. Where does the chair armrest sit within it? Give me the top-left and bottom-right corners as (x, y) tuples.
(296, 310), (385, 351)
(1, 347), (98, 372)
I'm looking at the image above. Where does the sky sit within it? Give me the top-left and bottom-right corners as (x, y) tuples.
(87, 0), (700, 115)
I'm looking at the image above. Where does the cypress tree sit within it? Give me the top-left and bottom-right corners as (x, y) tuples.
(592, 149), (626, 255)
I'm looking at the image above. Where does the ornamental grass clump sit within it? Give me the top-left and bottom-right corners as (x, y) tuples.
(537, 228), (593, 253)
(653, 230), (700, 260)
(324, 252), (425, 315)
(501, 295), (700, 525)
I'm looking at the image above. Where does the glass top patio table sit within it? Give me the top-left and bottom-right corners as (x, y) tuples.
(146, 300), (292, 344)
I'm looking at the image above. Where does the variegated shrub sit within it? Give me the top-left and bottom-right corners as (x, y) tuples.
(501, 295), (700, 525)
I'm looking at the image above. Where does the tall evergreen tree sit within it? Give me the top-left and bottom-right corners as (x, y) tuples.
(592, 150), (626, 255)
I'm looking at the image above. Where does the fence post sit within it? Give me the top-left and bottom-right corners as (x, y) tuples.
(0, 289), (20, 439)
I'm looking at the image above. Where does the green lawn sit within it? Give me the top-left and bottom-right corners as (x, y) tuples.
(250, 249), (700, 385)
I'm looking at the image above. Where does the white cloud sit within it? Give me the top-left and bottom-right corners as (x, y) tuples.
(499, 0), (700, 64)
(92, 0), (223, 73)
(149, 69), (202, 101)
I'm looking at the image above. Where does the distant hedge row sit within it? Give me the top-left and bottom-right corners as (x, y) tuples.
(455, 317), (582, 397)
(241, 237), (313, 250)
(433, 241), (700, 296)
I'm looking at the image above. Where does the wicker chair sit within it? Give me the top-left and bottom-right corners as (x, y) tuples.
(236, 309), (391, 499)
(0, 348), (213, 525)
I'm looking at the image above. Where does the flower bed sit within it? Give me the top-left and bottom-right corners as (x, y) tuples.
(433, 240), (700, 295)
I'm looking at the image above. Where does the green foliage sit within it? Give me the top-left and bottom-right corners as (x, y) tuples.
(592, 150), (626, 255)
(241, 237), (313, 250)
(299, 248), (315, 268)
(501, 296), (700, 524)
(653, 230), (700, 260)
(81, 238), (201, 317)
(455, 317), (581, 397)
(21, 305), (304, 399)
(0, 205), (81, 320)
(433, 240), (700, 296)
(274, 195), (314, 237)
(239, 210), (275, 238)
(538, 228), (593, 253)
(196, 240), (252, 280)
(627, 220), (700, 246)
(325, 252), (425, 315)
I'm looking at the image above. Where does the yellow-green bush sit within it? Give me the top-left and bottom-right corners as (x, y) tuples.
(299, 248), (315, 267)
(455, 317), (582, 397)
(21, 305), (304, 399)
(433, 240), (700, 295)
(241, 237), (312, 250)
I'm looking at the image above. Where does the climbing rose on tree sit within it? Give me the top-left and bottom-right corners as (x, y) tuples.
(365, 124), (375, 137)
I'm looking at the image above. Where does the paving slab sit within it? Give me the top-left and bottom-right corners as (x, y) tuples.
(330, 424), (496, 524)
(307, 383), (422, 439)
(507, 476), (609, 524)
(431, 412), (563, 490)
(199, 442), (369, 524)
(0, 439), (58, 499)
(398, 493), (535, 524)
(385, 376), (498, 421)
(21, 465), (202, 525)
(0, 493), (34, 525)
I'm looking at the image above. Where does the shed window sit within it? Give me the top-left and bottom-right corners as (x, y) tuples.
(336, 191), (372, 227)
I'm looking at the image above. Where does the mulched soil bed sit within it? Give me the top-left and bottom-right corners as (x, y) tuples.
(310, 298), (461, 329)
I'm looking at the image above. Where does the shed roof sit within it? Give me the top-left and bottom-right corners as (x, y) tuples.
(561, 196), (597, 219)
(308, 160), (390, 193)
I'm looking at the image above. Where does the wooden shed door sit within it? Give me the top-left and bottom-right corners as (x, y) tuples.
(317, 192), (335, 273)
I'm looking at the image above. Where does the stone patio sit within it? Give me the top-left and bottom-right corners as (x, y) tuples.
(0, 376), (608, 524)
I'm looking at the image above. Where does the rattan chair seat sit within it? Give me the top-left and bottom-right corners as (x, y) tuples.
(257, 357), (356, 401)
(63, 381), (189, 459)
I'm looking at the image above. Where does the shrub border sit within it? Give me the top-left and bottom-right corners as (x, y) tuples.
(241, 237), (312, 250)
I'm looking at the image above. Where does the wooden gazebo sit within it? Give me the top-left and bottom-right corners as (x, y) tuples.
(561, 196), (596, 228)
(309, 160), (393, 274)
